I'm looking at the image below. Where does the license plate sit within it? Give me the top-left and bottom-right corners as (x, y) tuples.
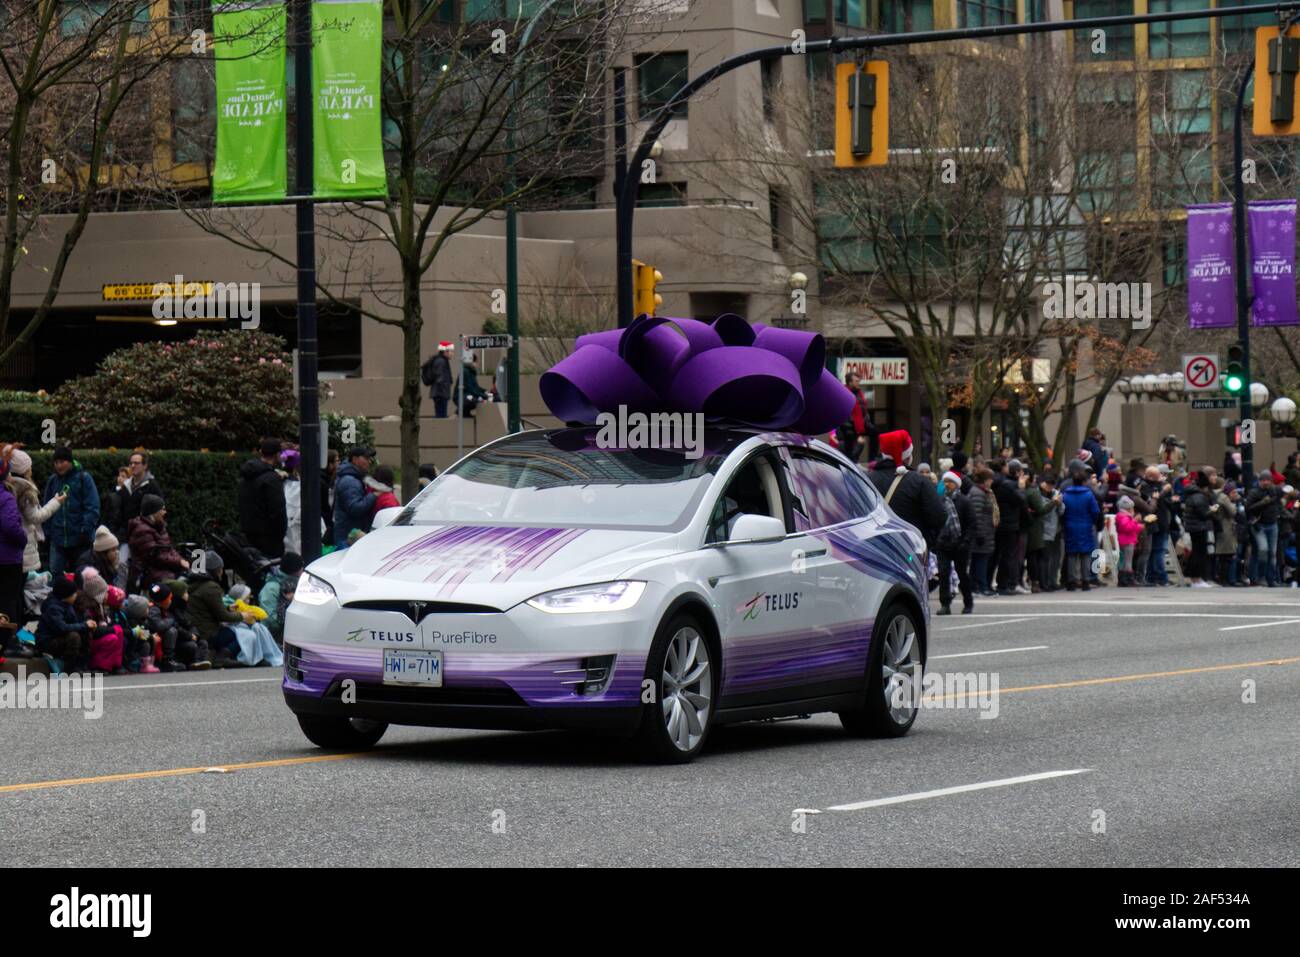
(382, 649), (443, 686)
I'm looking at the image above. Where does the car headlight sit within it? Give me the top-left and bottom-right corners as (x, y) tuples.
(525, 580), (646, 614)
(293, 572), (337, 606)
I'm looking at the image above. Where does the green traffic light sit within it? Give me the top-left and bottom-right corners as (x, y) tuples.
(1224, 373), (1244, 393)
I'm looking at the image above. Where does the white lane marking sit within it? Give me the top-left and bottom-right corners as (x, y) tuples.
(930, 645), (1048, 660)
(102, 677), (282, 692)
(935, 616), (1040, 631)
(1219, 618), (1300, 632)
(825, 769), (1093, 812)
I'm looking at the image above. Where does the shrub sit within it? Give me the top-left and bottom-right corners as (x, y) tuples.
(47, 330), (296, 450)
(26, 449), (243, 545)
(0, 402), (51, 446)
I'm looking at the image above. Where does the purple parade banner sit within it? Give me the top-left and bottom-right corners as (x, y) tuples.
(1248, 199), (1299, 327)
(1186, 203), (1236, 330)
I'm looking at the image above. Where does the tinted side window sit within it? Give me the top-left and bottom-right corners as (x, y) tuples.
(787, 453), (859, 530)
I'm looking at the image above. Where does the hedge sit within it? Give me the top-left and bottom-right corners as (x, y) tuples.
(24, 450), (244, 545)
(0, 403), (49, 446)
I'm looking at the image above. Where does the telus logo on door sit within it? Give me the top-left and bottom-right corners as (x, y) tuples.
(740, 591), (802, 620)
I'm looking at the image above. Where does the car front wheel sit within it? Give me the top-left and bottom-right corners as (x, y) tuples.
(636, 613), (715, 764)
(839, 601), (922, 738)
(297, 714), (389, 750)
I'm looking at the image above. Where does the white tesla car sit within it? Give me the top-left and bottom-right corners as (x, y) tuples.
(282, 427), (929, 762)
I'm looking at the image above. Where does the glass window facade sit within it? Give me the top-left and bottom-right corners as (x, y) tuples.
(636, 52), (689, 119)
(880, 0), (934, 34)
(1149, 0), (1210, 59)
(1072, 0), (1135, 60)
(959, 0), (1015, 28)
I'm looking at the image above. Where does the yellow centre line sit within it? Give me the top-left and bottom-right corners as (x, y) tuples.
(4, 655), (1299, 795)
(0, 751), (370, 795)
(928, 655), (1300, 701)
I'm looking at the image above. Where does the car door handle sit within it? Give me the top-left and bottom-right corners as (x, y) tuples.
(802, 548), (827, 558)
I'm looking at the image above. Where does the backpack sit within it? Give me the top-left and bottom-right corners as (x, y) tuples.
(420, 355), (437, 387)
(937, 493), (963, 550)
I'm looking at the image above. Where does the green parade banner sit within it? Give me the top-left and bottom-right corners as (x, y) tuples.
(212, 1), (287, 204)
(312, 0), (386, 198)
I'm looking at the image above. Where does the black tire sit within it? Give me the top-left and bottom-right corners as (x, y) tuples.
(839, 600), (923, 738)
(296, 714), (389, 750)
(635, 611), (717, 764)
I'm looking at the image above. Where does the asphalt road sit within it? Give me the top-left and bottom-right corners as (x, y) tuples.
(2, 588), (1297, 867)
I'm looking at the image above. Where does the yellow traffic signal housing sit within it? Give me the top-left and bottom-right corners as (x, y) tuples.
(1253, 25), (1300, 136)
(633, 258), (663, 317)
(835, 61), (889, 167)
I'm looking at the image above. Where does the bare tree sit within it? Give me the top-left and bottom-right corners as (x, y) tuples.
(0, 0), (185, 365)
(178, 0), (664, 498)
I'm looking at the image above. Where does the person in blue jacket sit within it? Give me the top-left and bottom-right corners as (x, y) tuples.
(43, 447), (100, 578)
(332, 447), (378, 548)
(1062, 460), (1101, 591)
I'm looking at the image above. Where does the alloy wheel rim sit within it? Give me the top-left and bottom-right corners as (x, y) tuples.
(662, 626), (712, 751)
(880, 614), (919, 725)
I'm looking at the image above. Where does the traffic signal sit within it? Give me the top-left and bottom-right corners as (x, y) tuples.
(1224, 344), (1245, 394)
(632, 259), (663, 317)
(1253, 26), (1300, 136)
(835, 61), (889, 168)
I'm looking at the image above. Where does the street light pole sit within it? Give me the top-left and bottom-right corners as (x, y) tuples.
(1232, 64), (1256, 485)
(293, 0), (321, 563)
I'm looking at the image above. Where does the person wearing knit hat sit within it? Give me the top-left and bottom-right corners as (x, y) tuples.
(40, 446), (99, 579)
(120, 592), (158, 673)
(424, 340), (455, 418)
(934, 469), (975, 615)
(74, 567), (126, 673)
(74, 525), (126, 592)
(34, 572), (90, 672)
(259, 552), (302, 643)
(126, 495), (189, 591)
(186, 551), (247, 667)
(144, 580), (206, 671)
(2, 442), (55, 575)
(1114, 495), (1142, 586)
(866, 429), (947, 546)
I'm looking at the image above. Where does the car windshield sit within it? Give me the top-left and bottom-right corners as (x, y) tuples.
(393, 428), (748, 531)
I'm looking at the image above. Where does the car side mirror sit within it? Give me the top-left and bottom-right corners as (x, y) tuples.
(372, 507), (403, 530)
(726, 513), (787, 544)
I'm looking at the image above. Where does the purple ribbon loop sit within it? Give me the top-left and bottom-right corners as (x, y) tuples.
(539, 315), (854, 435)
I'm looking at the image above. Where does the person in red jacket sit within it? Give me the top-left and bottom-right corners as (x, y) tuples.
(367, 465), (401, 516)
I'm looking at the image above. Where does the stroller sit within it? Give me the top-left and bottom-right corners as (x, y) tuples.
(201, 520), (279, 597)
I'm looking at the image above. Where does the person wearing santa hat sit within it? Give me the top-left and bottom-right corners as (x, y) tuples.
(866, 429), (946, 545)
(421, 340), (455, 418)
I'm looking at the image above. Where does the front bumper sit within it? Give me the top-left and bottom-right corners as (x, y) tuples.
(281, 588), (656, 731)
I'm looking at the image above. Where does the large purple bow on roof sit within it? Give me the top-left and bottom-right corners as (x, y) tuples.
(539, 314), (854, 436)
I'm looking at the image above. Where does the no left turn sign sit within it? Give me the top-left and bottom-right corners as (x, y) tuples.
(1183, 353), (1219, 392)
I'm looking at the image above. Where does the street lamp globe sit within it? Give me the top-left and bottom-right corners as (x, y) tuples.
(1131, 374), (1150, 394)
(1250, 382), (1270, 409)
(1156, 373), (1173, 394)
(1116, 378), (1131, 397)
(1171, 372), (1185, 392)
(788, 271), (809, 291)
(649, 140), (665, 160)
(1271, 396), (1298, 424)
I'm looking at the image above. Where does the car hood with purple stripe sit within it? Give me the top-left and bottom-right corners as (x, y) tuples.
(312, 523), (682, 608)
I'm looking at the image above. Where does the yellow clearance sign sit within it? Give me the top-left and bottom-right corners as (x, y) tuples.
(102, 281), (214, 302)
